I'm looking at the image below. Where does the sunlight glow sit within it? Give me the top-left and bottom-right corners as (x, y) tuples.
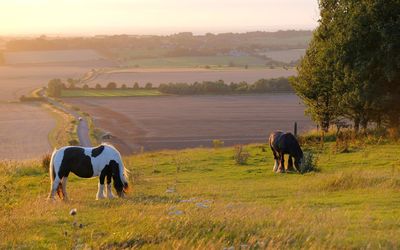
(0, 0), (319, 35)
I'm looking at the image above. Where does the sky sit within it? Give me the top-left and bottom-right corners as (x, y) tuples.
(0, 0), (320, 36)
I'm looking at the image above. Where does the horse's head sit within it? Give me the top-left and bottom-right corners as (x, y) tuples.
(111, 160), (129, 197)
(295, 156), (304, 173)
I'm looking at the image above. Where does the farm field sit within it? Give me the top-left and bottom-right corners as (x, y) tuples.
(0, 103), (55, 160)
(3, 49), (105, 65)
(121, 55), (272, 68)
(86, 68), (296, 88)
(0, 66), (91, 101)
(260, 49), (306, 63)
(1, 142), (399, 248)
(64, 94), (314, 154)
(0, 65), (93, 159)
(61, 89), (163, 97)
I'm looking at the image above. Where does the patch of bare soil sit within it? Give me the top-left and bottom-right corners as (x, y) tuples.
(0, 103), (55, 160)
(65, 94), (314, 154)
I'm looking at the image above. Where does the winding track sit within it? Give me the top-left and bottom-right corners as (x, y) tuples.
(40, 89), (91, 147)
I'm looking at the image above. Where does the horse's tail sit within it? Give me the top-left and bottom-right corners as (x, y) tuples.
(49, 149), (56, 186)
(49, 149), (63, 199)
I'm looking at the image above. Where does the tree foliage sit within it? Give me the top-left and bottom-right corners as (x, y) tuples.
(291, 0), (400, 133)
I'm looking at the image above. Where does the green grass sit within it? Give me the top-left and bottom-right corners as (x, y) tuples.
(123, 55), (270, 68)
(44, 103), (79, 147)
(61, 89), (164, 97)
(1, 143), (400, 248)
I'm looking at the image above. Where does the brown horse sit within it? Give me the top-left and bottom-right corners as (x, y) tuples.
(269, 131), (303, 173)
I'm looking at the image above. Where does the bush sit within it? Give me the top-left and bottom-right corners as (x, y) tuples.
(233, 145), (250, 165)
(95, 84), (102, 89)
(41, 153), (51, 173)
(301, 151), (319, 173)
(212, 139), (224, 149)
(68, 139), (79, 146)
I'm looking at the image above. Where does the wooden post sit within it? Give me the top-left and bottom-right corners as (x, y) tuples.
(294, 122), (298, 137)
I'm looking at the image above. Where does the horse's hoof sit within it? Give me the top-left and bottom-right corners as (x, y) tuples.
(96, 196), (105, 200)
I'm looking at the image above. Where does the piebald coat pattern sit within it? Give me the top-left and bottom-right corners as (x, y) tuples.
(48, 144), (129, 200)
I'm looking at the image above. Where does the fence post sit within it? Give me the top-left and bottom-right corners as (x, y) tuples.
(294, 122), (298, 137)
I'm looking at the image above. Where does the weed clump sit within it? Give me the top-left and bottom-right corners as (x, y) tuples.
(234, 145), (250, 165)
(213, 139), (224, 149)
(301, 151), (319, 173)
(41, 153), (51, 173)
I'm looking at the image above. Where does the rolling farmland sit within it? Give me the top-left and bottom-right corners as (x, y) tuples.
(64, 94), (314, 154)
(0, 103), (55, 159)
(86, 68), (296, 88)
(3, 49), (105, 65)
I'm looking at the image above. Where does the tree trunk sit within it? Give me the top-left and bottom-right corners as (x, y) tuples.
(354, 118), (360, 134)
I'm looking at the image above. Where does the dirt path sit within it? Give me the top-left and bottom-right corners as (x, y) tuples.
(40, 90), (91, 147)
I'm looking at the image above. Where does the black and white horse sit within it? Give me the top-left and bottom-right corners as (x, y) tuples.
(48, 144), (129, 200)
(269, 131), (304, 173)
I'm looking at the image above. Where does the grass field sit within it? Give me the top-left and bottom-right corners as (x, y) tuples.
(61, 89), (163, 97)
(1, 142), (399, 248)
(44, 103), (79, 148)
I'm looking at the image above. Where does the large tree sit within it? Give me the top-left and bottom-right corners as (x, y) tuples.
(292, 0), (400, 133)
(290, 4), (340, 132)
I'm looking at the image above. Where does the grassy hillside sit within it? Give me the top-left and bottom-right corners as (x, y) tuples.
(1, 142), (399, 248)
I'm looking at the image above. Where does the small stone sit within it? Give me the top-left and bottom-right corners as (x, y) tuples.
(69, 208), (77, 216)
(196, 202), (209, 208)
(79, 223), (83, 228)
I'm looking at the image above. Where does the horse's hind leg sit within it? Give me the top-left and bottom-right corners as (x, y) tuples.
(61, 177), (69, 201)
(49, 176), (61, 200)
(96, 172), (106, 200)
(277, 154), (286, 173)
(105, 174), (115, 199)
(270, 147), (279, 172)
(287, 156), (295, 172)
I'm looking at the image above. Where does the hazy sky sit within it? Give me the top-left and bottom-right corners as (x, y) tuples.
(0, 0), (320, 36)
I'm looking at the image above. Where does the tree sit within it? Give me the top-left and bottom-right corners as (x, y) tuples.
(47, 79), (64, 97)
(290, 4), (341, 132)
(121, 84), (127, 89)
(291, 0), (400, 133)
(106, 82), (117, 89)
(83, 84), (89, 89)
(145, 82), (153, 89)
(95, 83), (102, 89)
(133, 82), (139, 89)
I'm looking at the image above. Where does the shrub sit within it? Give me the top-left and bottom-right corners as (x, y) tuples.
(41, 153), (51, 173)
(233, 145), (250, 165)
(68, 139), (79, 146)
(95, 84), (102, 89)
(301, 151), (319, 173)
(212, 139), (224, 149)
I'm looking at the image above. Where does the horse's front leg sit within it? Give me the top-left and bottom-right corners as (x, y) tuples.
(277, 154), (286, 173)
(287, 156), (295, 172)
(96, 173), (106, 200)
(105, 174), (115, 199)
